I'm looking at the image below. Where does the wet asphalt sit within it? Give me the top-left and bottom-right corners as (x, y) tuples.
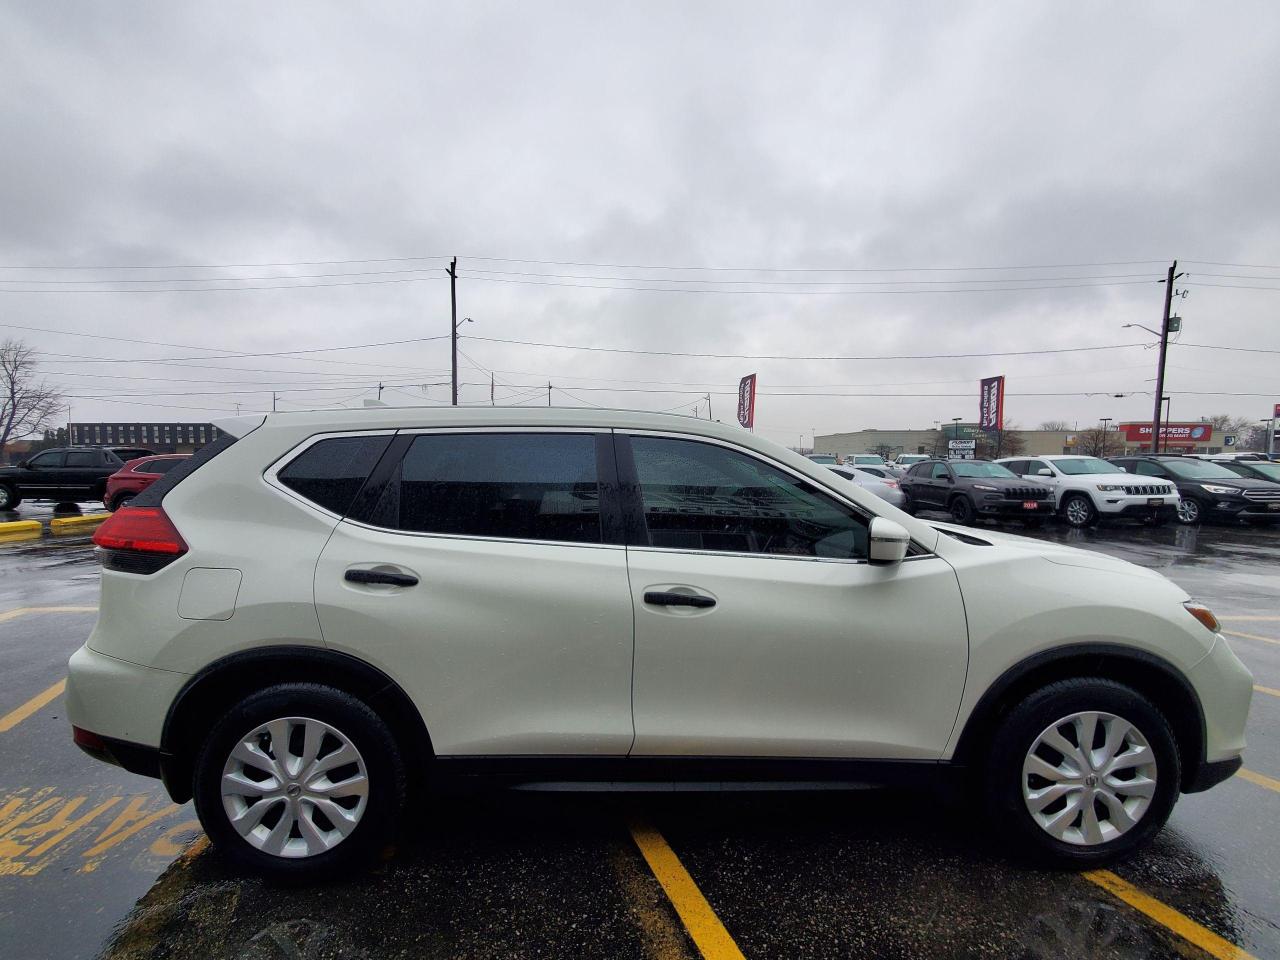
(0, 507), (1276, 960)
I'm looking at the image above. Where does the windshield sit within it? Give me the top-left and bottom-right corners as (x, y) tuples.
(807, 454), (837, 463)
(899, 455), (927, 463)
(853, 455), (883, 464)
(1233, 462), (1280, 481)
(1049, 457), (1119, 476)
(952, 461), (1017, 479)
(1161, 459), (1241, 479)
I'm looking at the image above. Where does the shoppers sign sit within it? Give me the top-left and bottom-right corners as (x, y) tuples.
(979, 376), (1005, 431)
(1119, 422), (1213, 442)
(737, 374), (757, 429)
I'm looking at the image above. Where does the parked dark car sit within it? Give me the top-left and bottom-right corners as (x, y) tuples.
(0, 447), (127, 510)
(104, 455), (190, 511)
(1208, 458), (1280, 485)
(1111, 455), (1280, 524)
(899, 459), (1053, 525)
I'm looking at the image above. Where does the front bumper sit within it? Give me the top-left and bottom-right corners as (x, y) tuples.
(1103, 501), (1179, 520)
(1184, 634), (1253, 788)
(975, 498), (1051, 517)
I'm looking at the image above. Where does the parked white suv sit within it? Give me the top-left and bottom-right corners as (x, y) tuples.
(997, 455), (1181, 528)
(67, 409), (1251, 879)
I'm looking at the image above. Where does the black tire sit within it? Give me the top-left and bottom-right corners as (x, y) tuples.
(193, 682), (406, 882)
(949, 495), (975, 525)
(1061, 493), (1099, 529)
(1176, 497), (1204, 525)
(107, 493), (134, 512)
(983, 678), (1180, 868)
(0, 484), (19, 511)
(900, 493), (916, 516)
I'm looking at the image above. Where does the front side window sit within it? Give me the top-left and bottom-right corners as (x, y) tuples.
(278, 435), (393, 516)
(930, 463), (951, 480)
(364, 433), (602, 544)
(27, 451), (62, 468)
(1132, 461), (1166, 477)
(630, 436), (868, 559)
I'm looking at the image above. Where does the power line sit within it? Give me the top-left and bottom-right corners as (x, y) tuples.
(0, 267), (446, 285)
(460, 256), (1171, 273)
(0, 276), (447, 294)
(465, 336), (1148, 361)
(461, 275), (1159, 296)
(0, 256), (451, 271)
(460, 268), (1164, 286)
(24, 333), (450, 364)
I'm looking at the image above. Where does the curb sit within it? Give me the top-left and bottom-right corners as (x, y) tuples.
(0, 520), (43, 541)
(49, 513), (110, 534)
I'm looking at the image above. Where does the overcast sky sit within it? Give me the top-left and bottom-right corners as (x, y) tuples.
(1, 2), (1278, 447)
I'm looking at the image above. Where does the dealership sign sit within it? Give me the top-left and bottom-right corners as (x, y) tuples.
(737, 373), (757, 429)
(979, 376), (1005, 431)
(1119, 422), (1213, 442)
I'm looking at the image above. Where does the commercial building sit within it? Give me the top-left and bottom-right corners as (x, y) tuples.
(69, 422), (224, 454)
(817, 421), (1223, 459)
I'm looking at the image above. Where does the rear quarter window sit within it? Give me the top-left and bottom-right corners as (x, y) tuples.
(276, 435), (394, 516)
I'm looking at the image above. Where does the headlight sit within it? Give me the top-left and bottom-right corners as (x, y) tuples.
(1096, 484), (1123, 492)
(1183, 602), (1221, 634)
(973, 484), (998, 492)
(1200, 484), (1239, 495)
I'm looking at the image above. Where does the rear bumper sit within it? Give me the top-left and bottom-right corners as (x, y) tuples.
(66, 644), (188, 750)
(1184, 755), (1243, 793)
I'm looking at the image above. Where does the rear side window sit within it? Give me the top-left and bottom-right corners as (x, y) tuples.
(277, 435), (393, 516)
(140, 458), (184, 475)
(629, 436), (868, 559)
(361, 433), (602, 544)
(65, 451), (100, 467)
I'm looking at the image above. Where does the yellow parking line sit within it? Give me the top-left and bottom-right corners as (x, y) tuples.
(629, 820), (745, 960)
(0, 605), (98, 624)
(1255, 685), (1280, 699)
(1237, 768), (1280, 794)
(0, 680), (66, 734)
(1224, 630), (1280, 647)
(1083, 869), (1256, 960)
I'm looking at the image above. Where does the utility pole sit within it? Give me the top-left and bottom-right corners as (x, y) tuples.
(1149, 260), (1179, 453)
(447, 257), (459, 405)
(705, 393), (712, 420)
(547, 382), (552, 407)
(490, 372), (495, 406)
(377, 381), (384, 402)
(272, 392), (278, 412)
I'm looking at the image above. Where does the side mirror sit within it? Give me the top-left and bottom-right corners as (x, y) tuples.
(1036, 468), (1052, 477)
(1117, 466), (1127, 472)
(869, 517), (910, 566)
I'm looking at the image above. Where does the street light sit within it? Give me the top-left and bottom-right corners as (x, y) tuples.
(951, 417), (963, 440)
(1263, 418), (1277, 457)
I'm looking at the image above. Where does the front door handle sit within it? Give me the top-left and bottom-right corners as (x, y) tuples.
(345, 569), (419, 587)
(643, 591), (715, 609)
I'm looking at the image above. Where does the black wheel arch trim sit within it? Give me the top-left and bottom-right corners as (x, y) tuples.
(952, 642), (1208, 791)
(159, 645), (433, 803)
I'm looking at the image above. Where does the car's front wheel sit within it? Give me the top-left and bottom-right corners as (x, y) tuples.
(984, 678), (1179, 867)
(1061, 493), (1098, 529)
(949, 495), (974, 525)
(0, 484), (19, 511)
(1176, 497), (1203, 524)
(193, 683), (406, 880)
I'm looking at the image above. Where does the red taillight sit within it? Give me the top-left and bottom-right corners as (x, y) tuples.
(92, 506), (188, 555)
(73, 726), (107, 751)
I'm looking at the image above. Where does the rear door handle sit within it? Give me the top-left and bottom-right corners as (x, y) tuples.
(345, 569), (419, 587)
(643, 591), (715, 609)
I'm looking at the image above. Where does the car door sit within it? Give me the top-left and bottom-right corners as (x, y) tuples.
(19, 450), (65, 498)
(60, 449), (105, 500)
(621, 433), (968, 760)
(311, 429), (636, 757)
(919, 461), (953, 507)
(1021, 459), (1059, 499)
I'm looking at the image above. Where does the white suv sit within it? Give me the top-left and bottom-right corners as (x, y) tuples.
(67, 409), (1251, 878)
(997, 455), (1181, 528)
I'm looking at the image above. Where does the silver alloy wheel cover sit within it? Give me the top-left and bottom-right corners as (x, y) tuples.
(221, 716), (369, 859)
(1065, 497), (1091, 526)
(1022, 710), (1158, 847)
(1177, 499), (1199, 523)
(0, 487), (9, 508)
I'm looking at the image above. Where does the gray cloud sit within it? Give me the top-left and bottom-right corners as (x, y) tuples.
(1, 1), (1277, 444)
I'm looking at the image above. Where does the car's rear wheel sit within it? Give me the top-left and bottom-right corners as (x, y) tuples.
(949, 495), (974, 525)
(1061, 493), (1099, 529)
(0, 484), (19, 511)
(107, 493), (134, 512)
(193, 683), (406, 881)
(1176, 497), (1203, 524)
(984, 678), (1179, 867)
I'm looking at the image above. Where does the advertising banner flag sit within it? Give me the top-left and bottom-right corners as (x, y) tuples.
(979, 376), (1005, 431)
(737, 374), (757, 429)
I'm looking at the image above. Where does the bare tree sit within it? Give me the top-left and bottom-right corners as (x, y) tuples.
(1078, 426), (1123, 458)
(1037, 420), (1072, 431)
(0, 340), (64, 452)
(1202, 413), (1252, 445)
(976, 421), (1025, 459)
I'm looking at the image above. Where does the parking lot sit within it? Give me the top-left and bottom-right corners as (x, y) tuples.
(1, 513), (1276, 960)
